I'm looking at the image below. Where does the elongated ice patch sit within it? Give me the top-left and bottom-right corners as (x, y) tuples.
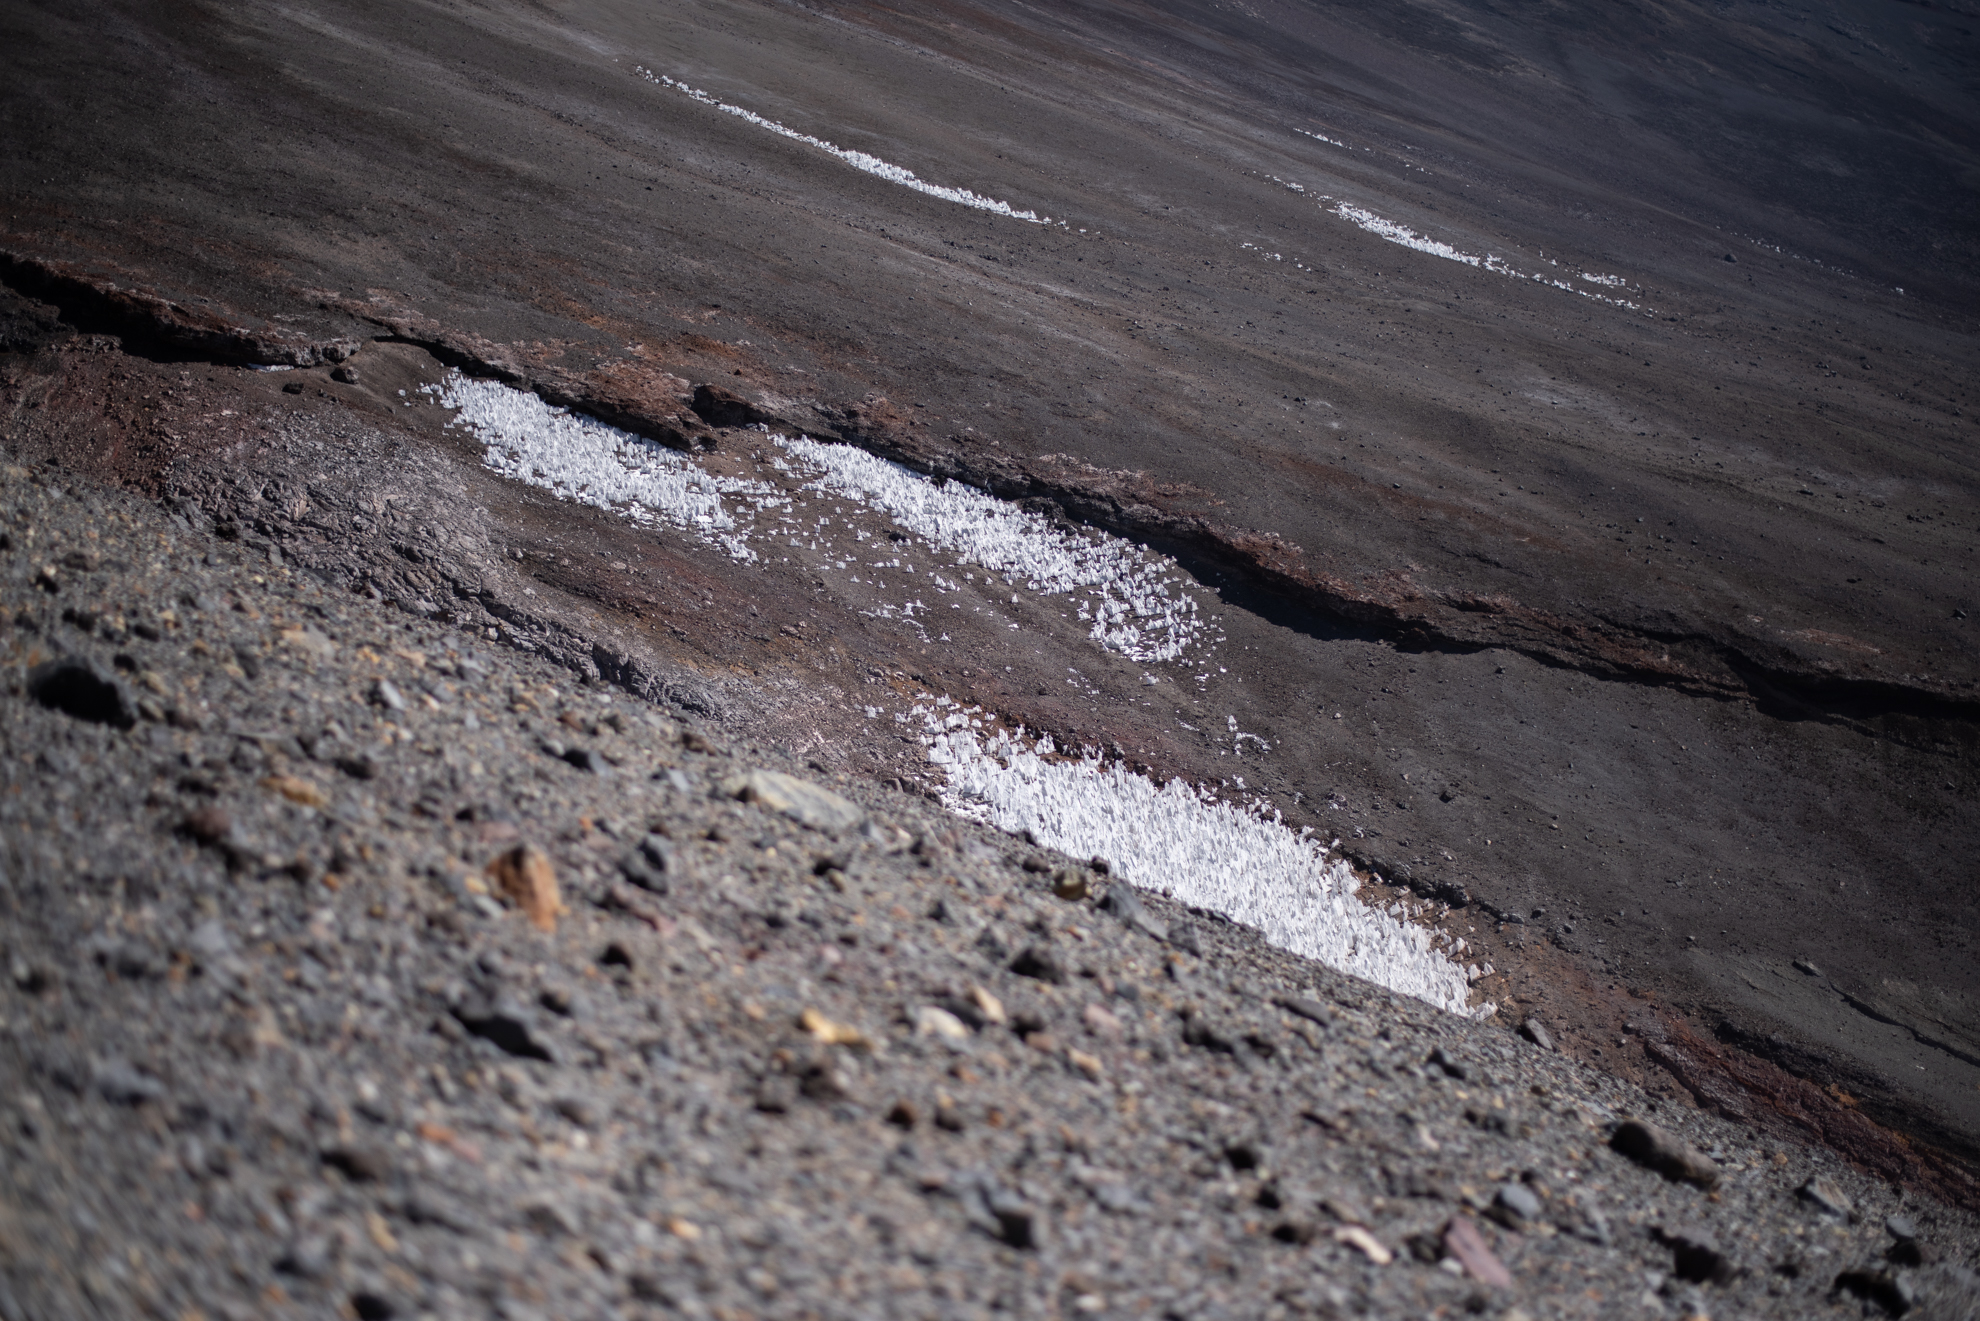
(433, 374), (772, 562)
(925, 716), (1487, 1017)
(1331, 202), (1644, 311)
(637, 67), (1050, 225)
(778, 436), (1206, 663)
(430, 373), (1213, 665)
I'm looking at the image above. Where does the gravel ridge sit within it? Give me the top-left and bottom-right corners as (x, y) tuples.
(4, 464), (1976, 1320)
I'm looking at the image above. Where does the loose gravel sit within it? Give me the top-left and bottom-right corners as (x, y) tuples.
(3, 464), (1975, 1319)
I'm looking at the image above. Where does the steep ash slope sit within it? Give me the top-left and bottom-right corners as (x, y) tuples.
(5, 463), (1979, 1320)
(1, 0), (1977, 1191)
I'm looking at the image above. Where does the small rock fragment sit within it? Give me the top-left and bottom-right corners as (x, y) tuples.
(1798, 1176), (1854, 1221)
(1276, 995), (1332, 1029)
(452, 992), (555, 1061)
(1835, 1267), (1916, 1314)
(182, 806), (234, 846)
(1658, 1223), (1735, 1284)
(26, 656), (138, 729)
(722, 768), (865, 833)
(486, 846), (563, 932)
(753, 1076), (796, 1114)
(1491, 1182), (1543, 1227)
(261, 773), (328, 808)
(321, 1143), (392, 1183)
(1440, 1216), (1511, 1288)
(1068, 1048), (1105, 1080)
(1334, 1225), (1394, 1266)
(1009, 945), (1066, 983)
(1518, 1018), (1554, 1051)
(618, 834), (673, 892)
(915, 1005), (972, 1043)
(93, 1060), (163, 1105)
(331, 365), (360, 384)
(969, 985), (1007, 1026)
(801, 1007), (869, 1048)
(1610, 1119), (1720, 1189)
(1427, 1046), (1468, 1079)
(1052, 868), (1089, 901)
(1082, 1003), (1123, 1037)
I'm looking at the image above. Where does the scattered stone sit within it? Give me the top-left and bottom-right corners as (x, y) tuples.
(886, 1099), (918, 1128)
(182, 806), (234, 846)
(1167, 920), (1202, 956)
(754, 1075), (797, 1114)
(1490, 1182), (1542, 1227)
(1799, 1176), (1855, 1221)
(1835, 1267), (1916, 1316)
(969, 985), (1007, 1026)
(321, 1143), (393, 1183)
(452, 991), (555, 1062)
(1069, 1048), (1104, 1080)
(371, 678), (407, 712)
(1658, 1223), (1735, 1285)
(1427, 1046), (1468, 1080)
(1052, 868), (1089, 901)
(486, 845), (563, 932)
(1610, 1119), (1720, 1189)
(274, 1237), (332, 1279)
(551, 1096), (596, 1128)
(801, 1007), (869, 1048)
(1441, 1216), (1511, 1288)
(1082, 1003), (1123, 1037)
(26, 656), (137, 728)
(261, 773), (328, 808)
(333, 753), (377, 780)
(722, 768), (865, 833)
(331, 365), (360, 383)
(916, 1005), (972, 1043)
(1792, 957), (1822, 976)
(282, 380), (305, 395)
(1518, 1018), (1555, 1051)
(1009, 945), (1066, 983)
(618, 834), (673, 892)
(1334, 1225), (1394, 1266)
(1276, 995), (1332, 1029)
(93, 1060), (162, 1105)
(564, 746), (609, 774)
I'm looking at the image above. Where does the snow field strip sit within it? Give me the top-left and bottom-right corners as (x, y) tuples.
(922, 717), (1488, 1018)
(433, 374), (772, 562)
(777, 436), (1208, 664)
(431, 374), (1212, 666)
(635, 67), (1053, 225)
(1330, 202), (1648, 311)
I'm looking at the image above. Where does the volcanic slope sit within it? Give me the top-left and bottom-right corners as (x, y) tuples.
(2, 0), (1977, 1183)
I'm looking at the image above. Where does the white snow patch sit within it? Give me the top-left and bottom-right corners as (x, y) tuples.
(636, 67), (1051, 225)
(430, 373), (1213, 665)
(1330, 203), (1646, 312)
(776, 435), (1208, 664)
(924, 719), (1486, 1018)
(434, 374), (771, 562)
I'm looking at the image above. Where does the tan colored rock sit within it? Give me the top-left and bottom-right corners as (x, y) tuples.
(261, 774), (328, 808)
(487, 845), (563, 931)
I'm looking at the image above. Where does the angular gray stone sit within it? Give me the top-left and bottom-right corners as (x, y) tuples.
(722, 768), (864, 833)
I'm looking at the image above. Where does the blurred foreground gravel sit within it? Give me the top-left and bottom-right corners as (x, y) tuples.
(3, 463), (1975, 1319)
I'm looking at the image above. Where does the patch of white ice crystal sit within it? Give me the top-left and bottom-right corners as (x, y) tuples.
(922, 719), (1487, 1018)
(433, 374), (773, 562)
(777, 435), (1207, 664)
(636, 67), (1050, 225)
